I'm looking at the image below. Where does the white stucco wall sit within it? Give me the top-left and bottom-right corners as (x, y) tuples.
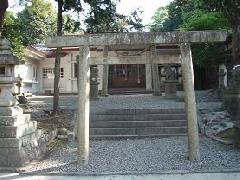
(15, 58), (39, 94)
(39, 51), (80, 94)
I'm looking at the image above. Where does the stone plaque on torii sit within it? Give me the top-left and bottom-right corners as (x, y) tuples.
(46, 31), (228, 164)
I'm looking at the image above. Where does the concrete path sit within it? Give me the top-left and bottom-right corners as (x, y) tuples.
(1, 172), (240, 180)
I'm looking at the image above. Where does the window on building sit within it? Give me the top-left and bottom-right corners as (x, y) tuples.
(73, 63), (78, 78)
(43, 68), (54, 79)
(43, 68), (64, 79)
(0, 66), (5, 76)
(60, 68), (64, 78)
(33, 65), (37, 79)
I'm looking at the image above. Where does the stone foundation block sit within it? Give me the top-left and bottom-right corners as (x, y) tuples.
(0, 114), (31, 126)
(0, 148), (23, 167)
(0, 106), (23, 116)
(0, 121), (37, 138)
(0, 129), (58, 167)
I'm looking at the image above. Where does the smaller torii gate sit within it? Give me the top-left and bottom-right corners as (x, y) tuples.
(46, 31), (227, 164)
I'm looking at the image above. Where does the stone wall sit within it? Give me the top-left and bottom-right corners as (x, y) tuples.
(0, 106), (57, 167)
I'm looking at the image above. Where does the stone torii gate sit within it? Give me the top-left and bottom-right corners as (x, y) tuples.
(46, 31), (227, 164)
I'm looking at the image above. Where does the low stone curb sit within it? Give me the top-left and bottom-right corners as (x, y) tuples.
(18, 168), (240, 176)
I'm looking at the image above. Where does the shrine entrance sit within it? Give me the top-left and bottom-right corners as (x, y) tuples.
(46, 31), (228, 165)
(109, 64), (146, 89)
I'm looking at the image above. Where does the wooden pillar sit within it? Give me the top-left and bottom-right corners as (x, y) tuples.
(180, 43), (200, 161)
(145, 64), (152, 90)
(77, 46), (90, 165)
(102, 46), (109, 96)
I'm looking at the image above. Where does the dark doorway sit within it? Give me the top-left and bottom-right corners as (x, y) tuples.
(109, 64), (146, 89)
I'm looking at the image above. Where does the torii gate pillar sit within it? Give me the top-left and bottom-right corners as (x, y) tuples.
(77, 45), (90, 165)
(180, 43), (200, 160)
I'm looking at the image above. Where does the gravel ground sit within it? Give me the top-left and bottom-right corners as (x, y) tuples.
(19, 90), (239, 174)
(28, 90), (221, 113)
(20, 136), (240, 174)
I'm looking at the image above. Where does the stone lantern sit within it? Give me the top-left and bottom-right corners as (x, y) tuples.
(90, 66), (99, 100)
(0, 38), (19, 106)
(0, 38), (38, 167)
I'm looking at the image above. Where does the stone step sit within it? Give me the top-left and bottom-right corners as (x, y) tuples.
(108, 89), (153, 95)
(91, 134), (187, 140)
(90, 127), (187, 136)
(0, 121), (37, 138)
(0, 114), (31, 126)
(97, 108), (185, 115)
(90, 114), (186, 121)
(90, 120), (187, 128)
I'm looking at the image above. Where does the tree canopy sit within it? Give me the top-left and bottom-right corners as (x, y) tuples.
(150, 0), (233, 67)
(2, 0), (57, 58)
(0, 0), (8, 30)
(150, 0), (239, 65)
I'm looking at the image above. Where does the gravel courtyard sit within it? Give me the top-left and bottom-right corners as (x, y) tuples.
(20, 137), (240, 174)
(19, 90), (240, 174)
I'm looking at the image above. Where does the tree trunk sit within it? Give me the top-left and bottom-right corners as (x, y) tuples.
(0, 0), (8, 32)
(52, 0), (63, 116)
(232, 18), (240, 65)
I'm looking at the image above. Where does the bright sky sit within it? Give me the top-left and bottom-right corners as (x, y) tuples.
(117, 0), (173, 25)
(8, 0), (173, 26)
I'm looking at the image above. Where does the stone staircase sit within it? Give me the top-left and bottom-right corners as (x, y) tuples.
(90, 108), (187, 139)
(108, 88), (153, 95)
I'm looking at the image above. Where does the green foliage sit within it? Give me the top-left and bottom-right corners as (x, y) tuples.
(153, 0), (182, 31)
(191, 43), (227, 67)
(17, 0), (57, 46)
(150, 0), (218, 32)
(179, 11), (230, 31)
(2, 12), (25, 59)
(63, 15), (81, 34)
(179, 11), (231, 67)
(85, 1), (143, 33)
(85, 0), (120, 32)
(203, 0), (240, 24)
(3, 0), (57, 59)
(3, 0), (82, 59)
(150, 0), (232, 68)
(150, 7), (168, 32)
(203, 0), (240, 64)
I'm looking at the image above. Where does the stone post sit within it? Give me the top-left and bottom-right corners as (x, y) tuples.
(145, 64), (152, 90)
(152, 64), (161, 96)
(77, 45), (90, 165)
(180, 43), (200, 161)
(102, 46), (109, 96)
